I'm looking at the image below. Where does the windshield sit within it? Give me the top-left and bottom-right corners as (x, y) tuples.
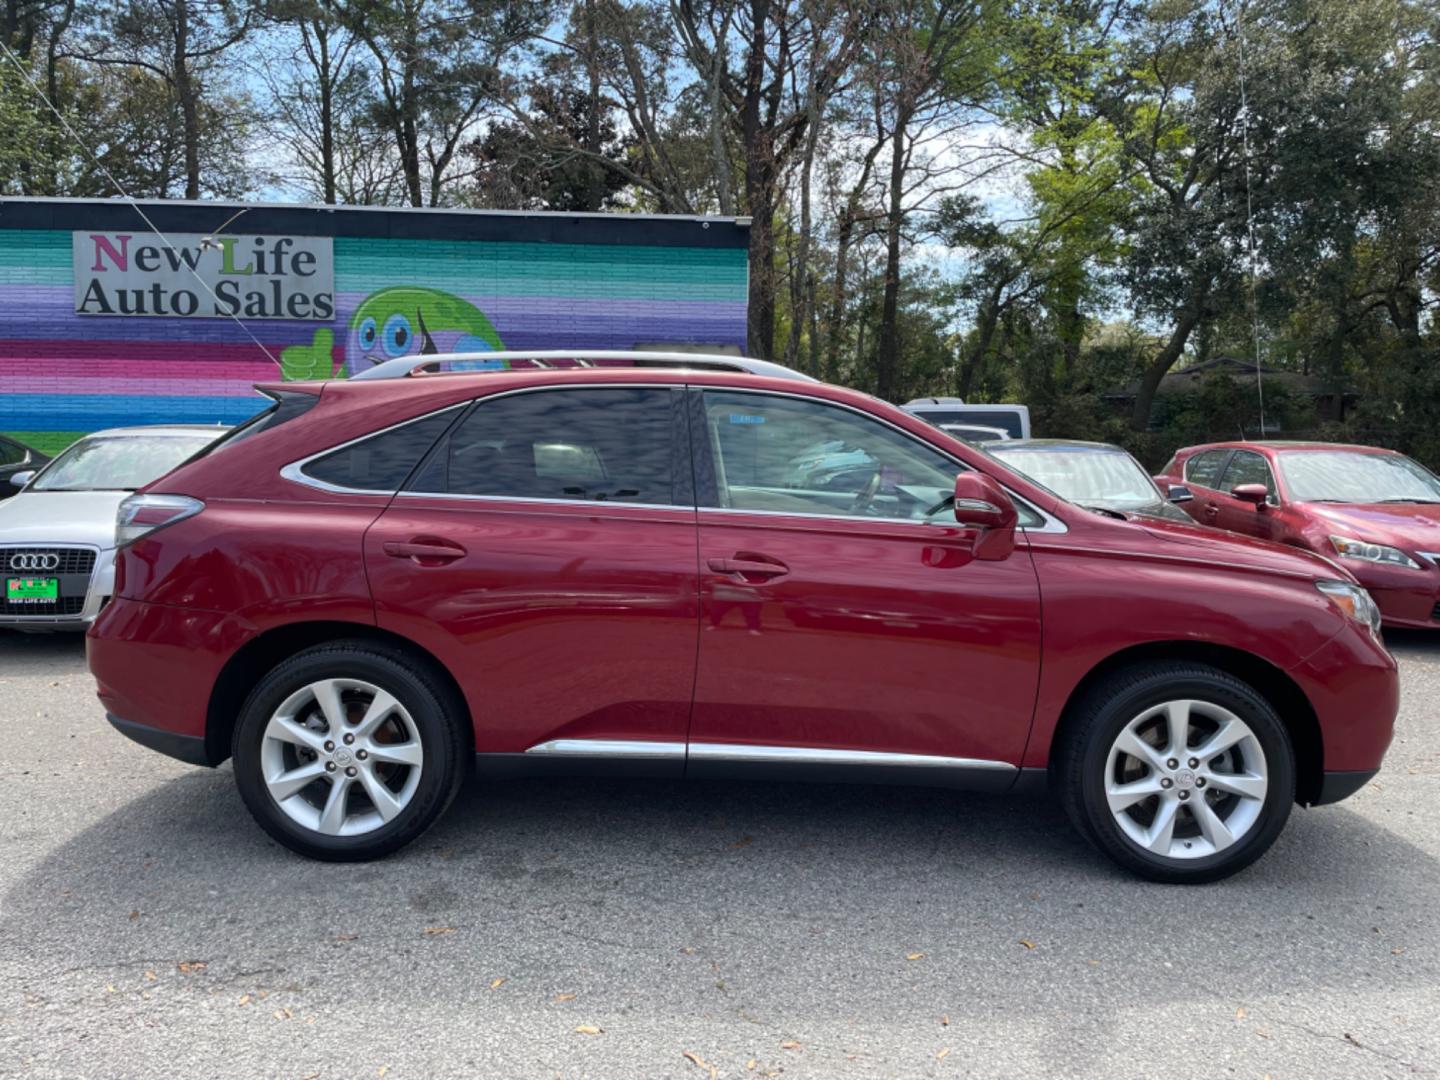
(30, 434), (218, 492)
(990, 447), (1160, 509)
(1278, 451), (1440, 504)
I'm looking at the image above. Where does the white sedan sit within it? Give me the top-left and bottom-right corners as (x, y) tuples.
(0, 425), (226, 631)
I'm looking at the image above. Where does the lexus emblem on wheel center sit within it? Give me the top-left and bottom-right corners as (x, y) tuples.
(8, 553), (60, 571)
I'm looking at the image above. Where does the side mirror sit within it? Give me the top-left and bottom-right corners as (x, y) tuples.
(1165, 483), (1193, 504)
(953, 472), (1018, 560)
(1231, 483), (1269, 507)
(9, 471), (34, 490)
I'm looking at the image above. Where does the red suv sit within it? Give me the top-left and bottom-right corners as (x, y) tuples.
(1157, 441), (1440, 628)
(87, 353), (1398, 882)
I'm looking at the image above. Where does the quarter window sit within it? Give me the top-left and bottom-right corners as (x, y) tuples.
(301, 409), (458, 492)
(1184, 450), (1231, 489)
(700, 390), (1041, 525)
(415, 387), (679, 506)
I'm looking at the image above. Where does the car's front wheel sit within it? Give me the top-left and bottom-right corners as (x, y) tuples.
(232, 642), (467, 861)
(1057, 662), (1296, 883)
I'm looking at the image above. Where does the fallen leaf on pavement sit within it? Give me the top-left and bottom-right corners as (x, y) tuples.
(746, 1059), (757, 1070)
(937, 1047), (950, 1060)
(555, 993), (576, 1002)
(941, 1015), (950, 1026)
(780, 1040), (801, 1050)
(906, 952), (925, 961)
(378, 1067), (389, 1078)
(336, 934), (359, 942)
(490, 977), (506, 990)
(143, 971), (157, 982)
(238, 994), (251, 1007)
(422, 926), (455, 937)
(1235, 1007), (1247, 1020)
(682, 1050), (718, 1078)
(128, 910), (139, 921)
(574, 1025), (603, 1035)
(177, 961), (206, 974)
(1019, 939), (1036, 950)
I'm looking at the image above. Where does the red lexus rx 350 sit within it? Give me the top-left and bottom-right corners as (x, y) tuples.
(1155, 441), (1440, 629)
(87, 353), (1398, 882)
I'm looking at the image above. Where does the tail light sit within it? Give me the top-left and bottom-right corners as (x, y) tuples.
(116, 494), (205, 548)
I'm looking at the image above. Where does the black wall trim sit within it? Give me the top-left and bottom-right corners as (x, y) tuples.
(0, 197), (750, 249)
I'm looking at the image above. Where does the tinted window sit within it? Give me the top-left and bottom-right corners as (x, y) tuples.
(302, 409), (458, 492)
(1184, 450), (1230, 489)
(912, 408), (1025, 438)
(1218, 450), (1276, 500)
(421, 388), (678, 505)
(0, 439), (24, 466)
(203, 391), (320, 456)
(702, 390), (1042, 526)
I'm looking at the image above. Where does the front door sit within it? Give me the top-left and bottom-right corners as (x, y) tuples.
(686, 388), (1043, 785)
(365, 385), (699, 773)
(1213, 449), (1283, 541)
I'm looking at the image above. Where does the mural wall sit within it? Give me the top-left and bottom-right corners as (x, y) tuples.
(0, 200), (750, 455)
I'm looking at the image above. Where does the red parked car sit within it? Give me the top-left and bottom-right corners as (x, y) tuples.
(1156, 441), (1440, 628)
(87, 352), (1398, 882)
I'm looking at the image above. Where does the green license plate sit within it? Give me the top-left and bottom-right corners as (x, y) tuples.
(6, 577), (58, 602)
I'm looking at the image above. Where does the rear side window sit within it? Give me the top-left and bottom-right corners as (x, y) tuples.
(301, 409), (458, 492)
(1184, 449), (1230, 489)
(196, 391), (320, 458)
(412, 387), (680, 506)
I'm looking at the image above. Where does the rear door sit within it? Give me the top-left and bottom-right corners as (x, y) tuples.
(364, 385), (699, 771)
(1181, 449), (1235, 528)
(687, 388), (1042, 782)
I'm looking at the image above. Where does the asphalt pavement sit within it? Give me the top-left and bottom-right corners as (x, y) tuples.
(1, 630), (1437, 1079)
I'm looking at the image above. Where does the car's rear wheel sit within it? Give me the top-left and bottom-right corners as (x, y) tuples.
(232, 642), (467, 861)
(1056, 662), (1295, 883)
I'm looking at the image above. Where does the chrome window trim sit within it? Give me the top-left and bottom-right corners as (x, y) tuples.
(695, 385), (1066, 533)
(280, 380), (1066, 532)
(525, 739), (685, 759)
(280, 403), (468, 496)
(687, 743), (1016, 772)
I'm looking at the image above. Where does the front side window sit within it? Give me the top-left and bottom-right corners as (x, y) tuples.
(1218, 450), (1277, 501)
(414, 387), (679, 506)
(31, 434), (218, 492)
(301, 409), (458, 493)
(1184, 449), (1230, 489)
(0, 439), (25, 466)
(701, 390), (1039, 525)
(1278, 451), (1440, 504)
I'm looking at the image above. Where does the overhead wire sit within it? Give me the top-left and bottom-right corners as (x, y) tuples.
(0, 37), (281, 368)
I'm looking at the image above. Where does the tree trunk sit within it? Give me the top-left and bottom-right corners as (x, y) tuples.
(958, 281), (1005, 399)
(1130, 298), (1206, 432)
(315, 21), (336, 204)
(783, 95), (820, 370)
(173, 0), (201, 199)
(875, 109), (908, 400)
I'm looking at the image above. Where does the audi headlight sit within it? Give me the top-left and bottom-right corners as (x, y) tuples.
(1330, 535), (1420, 570)
(1316, 580), (1383, 636)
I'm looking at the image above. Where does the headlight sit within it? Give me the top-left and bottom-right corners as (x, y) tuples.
(1330, 535), (1420, 569)
(1316, 580), (1383, 635)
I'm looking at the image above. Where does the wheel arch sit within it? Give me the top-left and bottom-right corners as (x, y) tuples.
(205, 620), (473, 766)
(1046, 641), (1323, 805)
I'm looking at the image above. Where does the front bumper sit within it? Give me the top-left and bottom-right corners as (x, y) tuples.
(0, 544), (115, 631)
(1344, 560), (1440, 628)
(1290, 624), (1399, 789)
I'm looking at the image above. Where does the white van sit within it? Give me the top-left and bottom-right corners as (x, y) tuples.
(902, 397), (1032, 439)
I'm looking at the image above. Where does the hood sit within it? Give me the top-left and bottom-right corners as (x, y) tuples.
(1301, 501), (1440, 553)
(0, 490), (124, 550)
(1133, 513), (1351, 582)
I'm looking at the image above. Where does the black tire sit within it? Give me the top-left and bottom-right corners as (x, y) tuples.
(232, 641), (468, 861)
(1055, 662), (1296, 884)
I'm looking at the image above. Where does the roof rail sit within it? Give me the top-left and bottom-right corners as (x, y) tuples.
(348, 349), (818, 383)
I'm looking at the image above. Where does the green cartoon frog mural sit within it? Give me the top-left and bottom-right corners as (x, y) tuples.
(346, 287), (505, 374)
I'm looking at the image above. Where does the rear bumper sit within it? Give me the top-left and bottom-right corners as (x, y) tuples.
(1312, 768), (1379, 806)
(87, 597), (252, 765)
(107, 713), (216, 766)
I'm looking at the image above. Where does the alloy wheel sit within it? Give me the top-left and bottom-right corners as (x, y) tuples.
(1103, 699), (1268, 860)
(259, 678), (424, 837)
